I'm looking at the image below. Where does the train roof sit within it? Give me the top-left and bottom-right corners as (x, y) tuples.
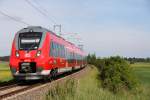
(17, 26), (86, 55)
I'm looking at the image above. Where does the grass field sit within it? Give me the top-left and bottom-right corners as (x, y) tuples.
(47, 64), (150, 100)
(131, 63), (150, 86)
(0, 62), (12, 82)
(76, 65), (150, 100)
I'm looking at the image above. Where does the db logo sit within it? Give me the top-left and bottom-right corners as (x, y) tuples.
(25, 53), (31, 58)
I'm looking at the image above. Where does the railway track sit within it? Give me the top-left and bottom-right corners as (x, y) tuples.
(0, 83), (42, 99)
(0, 84), (18, 91)
(0, 67), (85, 100)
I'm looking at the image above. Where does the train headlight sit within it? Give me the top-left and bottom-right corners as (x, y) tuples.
(36, 50), (41, 57)
(15, 51), (19, 57)
(10, 67), (17, 73)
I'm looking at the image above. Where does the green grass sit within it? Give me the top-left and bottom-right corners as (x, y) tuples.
(0, 62), (12, 82)
(46, 65), (150, 100)
(0, 62), (10, 70)
(131, 62), (150, 68)
(131, 63), (150, 86)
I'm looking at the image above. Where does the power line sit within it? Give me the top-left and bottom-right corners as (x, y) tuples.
(33, 0), (57, 21)
(25, 0), (57, 24)
(25, 0), (67, 34)
(0, 10), (30, 25)
(25, 0), (79, 42)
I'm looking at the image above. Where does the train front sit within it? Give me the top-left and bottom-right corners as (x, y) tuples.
(9, 27), (50, 80)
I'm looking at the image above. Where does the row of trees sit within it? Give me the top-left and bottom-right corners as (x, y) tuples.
(87, 54), (150, 63)
(0, 56), (9, 62)
(124, 57), (150, 63)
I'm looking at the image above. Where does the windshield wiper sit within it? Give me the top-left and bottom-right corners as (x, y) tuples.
(27, 42), (37, 52)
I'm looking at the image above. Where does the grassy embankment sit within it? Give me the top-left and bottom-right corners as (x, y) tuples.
(0, 62), (12, 82)
(46, 63), (150, 100)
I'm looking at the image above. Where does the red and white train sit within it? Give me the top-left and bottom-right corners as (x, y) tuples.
(9, 26), (87, 80)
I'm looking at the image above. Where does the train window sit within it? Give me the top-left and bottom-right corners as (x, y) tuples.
(19, 32), (42, 50)
(50, 41), (66, 58)
(68, 52), (74, 63)
(67, 50), (69, 60)
(51, 42), (54, 57)
(74, 53), (77, 60)
(62, 46), (65, 58)
(70, 52), (72, 61)
(69, 52), (71, 62)
(62, 45), (65, 58)
(52, 42), (55, 57)
(56, 43), (58, 57)
(59, 44), (61, 57)
(56, 43), (59, 57)
(53, 42), (57, 57)
(62, 45), (64, 58)
(58, 44), (61, 57)
(50, 41), (55, 57)
(60, 45), (62, 57)
(50, 42), (52, 56)
(66, 48), (68, 59)
(70, 52), (72, 60)
(71, 52), (73, 60)
(65, 48), (68, 59)
(67, 49), (69, 59)
(57, 43), (60, 57)
(68, 51), (70, 60)
(59, 44), (62, 57)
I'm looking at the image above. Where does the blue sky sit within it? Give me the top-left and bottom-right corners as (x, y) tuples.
(0, 0), (150, 57)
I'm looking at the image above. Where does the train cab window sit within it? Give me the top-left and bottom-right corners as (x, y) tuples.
(19, 32), (42, 50)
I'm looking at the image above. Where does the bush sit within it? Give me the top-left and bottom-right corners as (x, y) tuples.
(98, 56), (138, 93)
(87, 54), (139, 93)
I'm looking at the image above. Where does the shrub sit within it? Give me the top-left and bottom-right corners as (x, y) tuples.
(87, 54), (139, 93)
(98, 56), (138, 93)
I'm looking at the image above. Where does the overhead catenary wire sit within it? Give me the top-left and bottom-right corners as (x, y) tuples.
(33, 0), (57, 22)
(25, 0), (82, 46)
(0, 1), (83, 48)
(25, 0), (57, 25)
(25, 0), (67, 34)
(0, 10), (30, 25)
